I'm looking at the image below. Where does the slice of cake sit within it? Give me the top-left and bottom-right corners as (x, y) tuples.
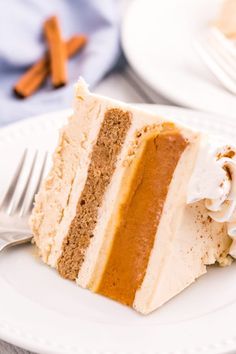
(30, 79), (234, 314)
(213, 0), (236, 39)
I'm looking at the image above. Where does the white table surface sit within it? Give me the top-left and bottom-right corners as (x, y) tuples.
(0, 67), (171, 354)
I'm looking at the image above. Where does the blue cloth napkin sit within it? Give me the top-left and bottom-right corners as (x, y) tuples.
(0, 0), (121, 126)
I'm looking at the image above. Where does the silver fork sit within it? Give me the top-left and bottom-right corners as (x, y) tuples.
(0, 149), (48, 252)
(195, 27), (236, 95)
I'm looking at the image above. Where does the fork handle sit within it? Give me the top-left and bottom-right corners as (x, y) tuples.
(0, 231), (33, 252)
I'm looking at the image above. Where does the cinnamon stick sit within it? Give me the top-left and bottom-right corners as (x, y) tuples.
(66, 35), (87, 57)
(14, 56), (49, 98)
(43, 16), (67, 88)
(14, 35), (87, 98)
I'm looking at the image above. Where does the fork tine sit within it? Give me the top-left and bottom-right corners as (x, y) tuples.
(0, 149), (27, 211)
(208, 44), (236, 82)
(20, 151), (48, 216)
(8, 150), (38, 216)
(210, 27), (236, 61)
(209, 30), (236, 80)
(195, 41), (236, 95)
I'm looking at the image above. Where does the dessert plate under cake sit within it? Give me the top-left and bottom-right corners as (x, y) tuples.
(0, 106), (235, 354)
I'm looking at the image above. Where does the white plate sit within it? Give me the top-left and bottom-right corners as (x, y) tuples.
(0, 106), (236, 354)
(122, 0), (236, 118)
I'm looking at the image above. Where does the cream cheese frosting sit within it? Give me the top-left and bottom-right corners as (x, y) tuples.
(187, 136), (236, 258)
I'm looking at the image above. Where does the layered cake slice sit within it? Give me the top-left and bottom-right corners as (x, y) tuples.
(213, 0), (236, 39)
(30, 79), (234, 314)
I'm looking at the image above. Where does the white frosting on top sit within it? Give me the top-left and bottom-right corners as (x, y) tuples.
(187, 136), (236, 258)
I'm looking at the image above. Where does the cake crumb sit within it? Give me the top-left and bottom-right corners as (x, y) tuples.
(218, 255), (233, 267)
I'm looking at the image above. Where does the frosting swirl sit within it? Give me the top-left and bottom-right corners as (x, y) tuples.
(187, 137), (236, 258)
